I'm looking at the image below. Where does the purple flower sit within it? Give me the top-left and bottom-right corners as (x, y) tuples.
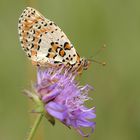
(35, 66), (96, 137)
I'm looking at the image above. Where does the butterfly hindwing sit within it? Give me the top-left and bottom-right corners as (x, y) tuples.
(18, 7), (78, 67)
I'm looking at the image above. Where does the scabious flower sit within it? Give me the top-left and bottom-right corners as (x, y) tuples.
(31, 66), (96, 137)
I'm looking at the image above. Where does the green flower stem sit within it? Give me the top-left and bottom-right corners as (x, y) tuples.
(27, 113), (43, 140)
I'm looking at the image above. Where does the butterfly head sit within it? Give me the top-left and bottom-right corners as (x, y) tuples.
(81, 58), (91, 70)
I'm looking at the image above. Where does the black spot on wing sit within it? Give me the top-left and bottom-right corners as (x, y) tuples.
(54, 61), (61, 64)
(37, 45), (40, 50)
(48, 48), (52, 52)
(51, 42), (54, 45)
(38, 39), (42, 44)
(53, 54), (57, 59)
(31, 44), (34, 49)
(46, 53), (50, 58)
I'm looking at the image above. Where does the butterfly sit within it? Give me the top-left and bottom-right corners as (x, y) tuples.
(18, 7), (90, 73)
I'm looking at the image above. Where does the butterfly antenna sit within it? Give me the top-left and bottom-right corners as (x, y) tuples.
(88, 44), (107, 66)
(89, 44), (107, 59)
(88, 59), (106, 66)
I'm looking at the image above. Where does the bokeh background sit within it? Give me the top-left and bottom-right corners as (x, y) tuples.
(0, 0), (140, 140)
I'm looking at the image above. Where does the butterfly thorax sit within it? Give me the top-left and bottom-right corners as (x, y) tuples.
(73, 58), (90, 74)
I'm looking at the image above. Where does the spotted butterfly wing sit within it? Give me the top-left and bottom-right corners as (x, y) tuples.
(18, 7), (80, 67)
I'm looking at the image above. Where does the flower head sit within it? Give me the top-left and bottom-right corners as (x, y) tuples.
(34, 66), (96, 137)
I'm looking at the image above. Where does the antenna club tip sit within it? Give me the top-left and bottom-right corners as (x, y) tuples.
(103, 44), (107, 48)
(102, 62), (106, 66)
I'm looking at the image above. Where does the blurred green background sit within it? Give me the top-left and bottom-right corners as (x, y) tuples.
(0, 0), (140, 140)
